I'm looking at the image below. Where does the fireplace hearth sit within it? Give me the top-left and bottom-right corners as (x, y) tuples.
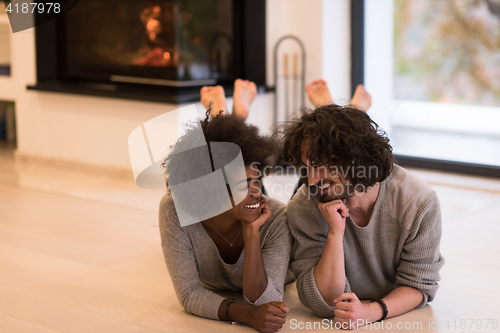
(28, 0), (266, 104)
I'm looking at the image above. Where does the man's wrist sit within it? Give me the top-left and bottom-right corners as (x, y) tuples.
(368, 299), (386, 323)
(326, 230), (344, 239)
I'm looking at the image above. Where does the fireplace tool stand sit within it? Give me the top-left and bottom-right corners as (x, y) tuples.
(273, 35), (306, 125)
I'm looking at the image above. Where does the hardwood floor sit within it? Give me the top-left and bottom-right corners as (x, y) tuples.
(1, 150), (500, 332)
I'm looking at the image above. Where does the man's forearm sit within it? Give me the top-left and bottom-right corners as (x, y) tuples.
(242, 228), (268, 303)
(314, 233), (345, 306)
(376, 286), (424, 321)
(331, 286), (423, 328)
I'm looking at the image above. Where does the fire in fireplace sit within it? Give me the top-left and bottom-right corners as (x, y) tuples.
(29, 0), (266, 103)
(65, 0), (235, 85)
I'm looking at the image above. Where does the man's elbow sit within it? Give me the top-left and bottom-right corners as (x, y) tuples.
(311, 307), (336, 319)
(399, 284), (434, 309)
(296, 286), (336, 318)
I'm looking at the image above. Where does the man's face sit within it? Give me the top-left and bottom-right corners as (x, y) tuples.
(300, 139), (354, 203)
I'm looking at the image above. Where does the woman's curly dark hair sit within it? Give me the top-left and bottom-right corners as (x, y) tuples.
(281, 104), (395, 188)
(199, 108), (278, 170)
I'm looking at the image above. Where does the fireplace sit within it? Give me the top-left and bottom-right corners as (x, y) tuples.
(28, 0), (266, 103)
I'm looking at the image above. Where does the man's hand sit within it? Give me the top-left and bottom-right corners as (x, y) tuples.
(318, 199), (349, 235)
(248, 302), (289, 333)
(333, 293), (383, 330)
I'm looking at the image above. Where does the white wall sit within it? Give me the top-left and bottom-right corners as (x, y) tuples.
(0, 1), (350, 170)
(322, 0), (352, 104)
(266, 0), (324, 87)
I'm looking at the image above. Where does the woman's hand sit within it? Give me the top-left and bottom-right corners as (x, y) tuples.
(242, 198), (273, 232)
(241, 197), (272, 302)
(248, 302), (289, 333)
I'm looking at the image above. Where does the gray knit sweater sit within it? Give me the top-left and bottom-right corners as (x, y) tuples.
(159, 194), (292, 320)
(287, 165), (444, 318)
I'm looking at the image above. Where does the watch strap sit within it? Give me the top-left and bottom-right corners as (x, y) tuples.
(225, 298), (235, 324)
(371, 298), (388, 322)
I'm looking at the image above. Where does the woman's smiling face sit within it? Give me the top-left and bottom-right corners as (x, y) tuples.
(224, 166), (264, 223)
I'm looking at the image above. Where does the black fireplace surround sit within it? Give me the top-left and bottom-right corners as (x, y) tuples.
(28, 0), (266, 104)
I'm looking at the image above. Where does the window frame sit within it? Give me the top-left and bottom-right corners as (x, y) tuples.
(350, 0), (500, 178)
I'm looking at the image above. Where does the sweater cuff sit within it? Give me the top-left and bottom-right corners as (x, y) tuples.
(299, 268), (352, 318)
(415, 290), (429, 309)
(243, 277), (282, 305)
(205, 294), (226, 320)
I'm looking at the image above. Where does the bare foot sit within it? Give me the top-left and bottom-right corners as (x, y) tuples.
(232, 79), (257, 120)
(200, 85), (227, 118)
(350, 84), (372, 112)
(305, 79), (333, 107)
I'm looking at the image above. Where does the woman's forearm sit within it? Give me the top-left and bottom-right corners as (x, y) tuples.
(314, 232), (346, 306)
(242, 227), (268, 303)
(218, 300), (253, 323)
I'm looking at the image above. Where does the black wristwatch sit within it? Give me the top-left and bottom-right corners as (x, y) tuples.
(225, 299), (236, 324)
(371, 298), (388, 322)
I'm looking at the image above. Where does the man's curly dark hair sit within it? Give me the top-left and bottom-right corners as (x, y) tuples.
(281, 104), (395, 188)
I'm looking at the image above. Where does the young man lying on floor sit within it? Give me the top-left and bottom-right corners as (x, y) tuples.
(283, 80), (445, 330)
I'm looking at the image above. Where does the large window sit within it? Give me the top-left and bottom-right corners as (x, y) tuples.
(362, 0), (500, 171)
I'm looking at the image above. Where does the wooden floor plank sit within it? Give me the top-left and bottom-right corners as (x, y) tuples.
(0, 243), (172, 305)
(0, 266), (252, 333)
(0, 185), (159, 267)
(0, 313), (62, 333)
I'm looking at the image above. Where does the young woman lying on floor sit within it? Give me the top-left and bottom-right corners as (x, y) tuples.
(159, 80), (293, 333)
